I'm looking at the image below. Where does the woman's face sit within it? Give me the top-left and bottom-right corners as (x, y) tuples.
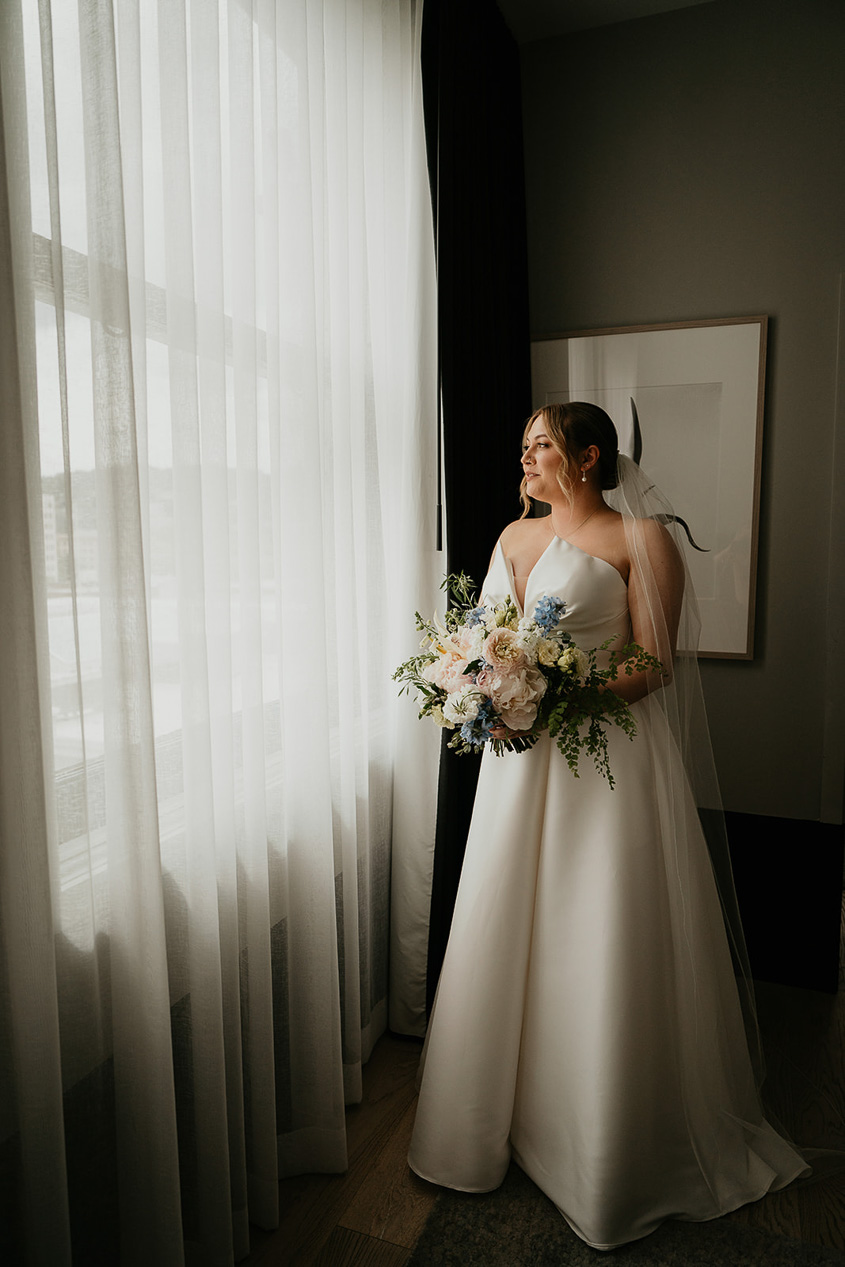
(522, 415), (564, 503)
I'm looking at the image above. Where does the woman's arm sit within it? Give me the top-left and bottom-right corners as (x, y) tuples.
(606, 518), (685, 705)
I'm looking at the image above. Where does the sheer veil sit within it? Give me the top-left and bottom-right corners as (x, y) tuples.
(600, 456), (765, 1099)
(608, 454), (845, 1179)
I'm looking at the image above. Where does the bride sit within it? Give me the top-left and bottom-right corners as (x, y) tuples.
(407, 402), (807, 1250)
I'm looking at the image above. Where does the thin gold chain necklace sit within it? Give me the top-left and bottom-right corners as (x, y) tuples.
(559, 505), (598, 541)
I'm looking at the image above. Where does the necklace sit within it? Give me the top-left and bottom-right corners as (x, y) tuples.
(559, 505), (598, 541)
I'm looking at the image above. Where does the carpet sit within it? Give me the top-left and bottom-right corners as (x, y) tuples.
(408, 1164), (845, 1266)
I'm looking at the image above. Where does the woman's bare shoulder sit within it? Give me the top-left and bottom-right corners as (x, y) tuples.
(626, 515), (685, 580)
(630, 514), (682, 552)
(498, 517), (549, 550)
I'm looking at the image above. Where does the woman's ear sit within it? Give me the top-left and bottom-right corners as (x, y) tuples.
(581, 444), (601, 473)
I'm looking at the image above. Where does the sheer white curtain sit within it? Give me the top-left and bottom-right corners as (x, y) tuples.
(0, 0), (439, 1263)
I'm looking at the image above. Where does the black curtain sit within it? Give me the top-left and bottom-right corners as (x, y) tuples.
(421, 0), (532, 1011)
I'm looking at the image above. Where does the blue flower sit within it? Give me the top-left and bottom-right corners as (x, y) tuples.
(465, 606), (487, 628)
(533, 594), (567, 634)
(460, 697), (498, 748)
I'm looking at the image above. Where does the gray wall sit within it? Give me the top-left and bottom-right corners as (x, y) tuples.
(520, 0), (845, 820)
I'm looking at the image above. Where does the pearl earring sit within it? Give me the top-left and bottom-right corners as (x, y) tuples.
(581, 469), (587, 483)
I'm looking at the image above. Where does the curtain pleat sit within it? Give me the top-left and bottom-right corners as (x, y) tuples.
(0, 1), (439, 1262)
(81, 3), (186, 1253)
(0, 12), (71, 1262)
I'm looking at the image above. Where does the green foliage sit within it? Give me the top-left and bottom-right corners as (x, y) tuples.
(540, 642), (662, 788)
(393, 574), (664, 789)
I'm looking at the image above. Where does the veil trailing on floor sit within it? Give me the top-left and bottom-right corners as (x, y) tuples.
(601, 454), (806, 1206)
(608, 454), (844, 1181)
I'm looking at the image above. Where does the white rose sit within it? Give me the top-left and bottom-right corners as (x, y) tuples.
(442, 685), (483, 726)
(537, 638), (560, 668)
(558, 645), (589, 680)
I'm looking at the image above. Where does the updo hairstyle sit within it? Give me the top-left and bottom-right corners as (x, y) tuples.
(519, 402), (619, 516)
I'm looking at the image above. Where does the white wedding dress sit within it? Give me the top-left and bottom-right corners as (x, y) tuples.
(408, 535), (807, 1250)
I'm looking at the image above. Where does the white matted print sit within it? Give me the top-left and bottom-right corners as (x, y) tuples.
(531, 318), (767, 658)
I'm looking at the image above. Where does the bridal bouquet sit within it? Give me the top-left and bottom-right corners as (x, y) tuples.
(393, 574), (662, 788)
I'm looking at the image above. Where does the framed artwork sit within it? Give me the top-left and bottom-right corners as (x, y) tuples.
(530, 317), (768, 659)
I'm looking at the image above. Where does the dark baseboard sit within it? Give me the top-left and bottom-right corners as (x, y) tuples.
(726, 812), (844, 994)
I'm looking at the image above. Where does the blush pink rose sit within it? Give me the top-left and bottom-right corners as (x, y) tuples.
(423, 653), (472, 694)
(476, 665), (546, 731)
(482, 627), (527, 671)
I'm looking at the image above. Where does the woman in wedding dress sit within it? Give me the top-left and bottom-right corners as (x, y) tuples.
(407, 402), (807, 1250)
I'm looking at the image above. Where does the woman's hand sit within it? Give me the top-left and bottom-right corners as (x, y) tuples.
(604, 518), (684, 705)
(489, 722), (532, 743)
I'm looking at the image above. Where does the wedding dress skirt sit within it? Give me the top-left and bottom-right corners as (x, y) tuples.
(408, 537), (806, 1250)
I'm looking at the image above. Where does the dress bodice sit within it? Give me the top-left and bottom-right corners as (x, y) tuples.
(483, 537), (631, 652)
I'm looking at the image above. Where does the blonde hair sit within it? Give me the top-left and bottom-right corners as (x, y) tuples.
(519, 402), (620, 517)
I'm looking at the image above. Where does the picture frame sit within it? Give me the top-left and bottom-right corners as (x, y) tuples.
(530, 317), (768, 659)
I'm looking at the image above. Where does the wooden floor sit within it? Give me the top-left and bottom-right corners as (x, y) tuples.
(245, 915), (845, 1266)
(244, 1032), (431, 1266)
